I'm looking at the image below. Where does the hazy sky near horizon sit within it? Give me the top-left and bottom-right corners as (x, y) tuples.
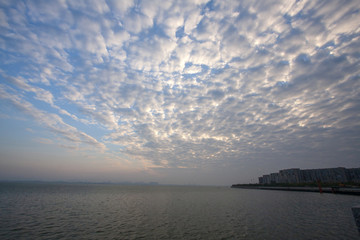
(0, 0), (359, 185)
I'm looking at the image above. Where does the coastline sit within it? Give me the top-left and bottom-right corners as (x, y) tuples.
(231, 185), (360, 196)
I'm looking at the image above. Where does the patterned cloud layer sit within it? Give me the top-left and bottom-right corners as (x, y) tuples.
(1, 0), (359, 184)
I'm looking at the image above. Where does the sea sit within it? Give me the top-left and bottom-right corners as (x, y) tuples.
(0, 182), (359, 240)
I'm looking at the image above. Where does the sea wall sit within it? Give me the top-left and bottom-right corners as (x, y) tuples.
(231, 185), (360, 196)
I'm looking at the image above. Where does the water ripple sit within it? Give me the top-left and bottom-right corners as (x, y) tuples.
(0, 183), (359, 239)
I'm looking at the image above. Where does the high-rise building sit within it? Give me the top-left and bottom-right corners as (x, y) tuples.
(259, 167), (360, 184)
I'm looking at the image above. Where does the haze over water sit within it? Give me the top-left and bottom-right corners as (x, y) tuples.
(0, 183), (359, 239)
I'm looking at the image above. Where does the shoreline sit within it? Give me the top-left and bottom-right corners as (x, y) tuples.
(231, 185), (360, 196)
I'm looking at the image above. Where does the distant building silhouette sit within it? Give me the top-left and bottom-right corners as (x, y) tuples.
(258, 167), (360, 184)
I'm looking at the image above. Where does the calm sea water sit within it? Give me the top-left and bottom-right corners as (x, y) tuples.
(0, 182), (359, 240)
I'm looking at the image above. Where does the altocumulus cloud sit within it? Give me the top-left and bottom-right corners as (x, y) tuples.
(0, 0), (359, 184)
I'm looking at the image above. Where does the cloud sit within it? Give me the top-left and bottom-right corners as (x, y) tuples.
(1, 0), (360, 183)
(107, 0), (134, 15)
(0, 85), (106, 152)
(33, 137), (54, 145)
(0, 8), (9, 28)
(1, 73), (54, 105)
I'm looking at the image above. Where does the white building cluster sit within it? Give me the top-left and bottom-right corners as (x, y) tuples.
(258, 167), (360, 185)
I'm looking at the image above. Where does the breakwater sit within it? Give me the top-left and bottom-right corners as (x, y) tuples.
(231, 185), (360, 196)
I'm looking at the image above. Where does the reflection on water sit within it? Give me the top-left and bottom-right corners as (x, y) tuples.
(0, 183), (358, 239)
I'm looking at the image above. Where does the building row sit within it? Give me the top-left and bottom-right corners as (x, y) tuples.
(258, 167), (360, 185)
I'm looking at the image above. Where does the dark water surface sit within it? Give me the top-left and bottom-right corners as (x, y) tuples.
(0, 182), (358, 239)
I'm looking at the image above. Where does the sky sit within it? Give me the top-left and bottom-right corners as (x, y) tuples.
(0, 0), (359, 186)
